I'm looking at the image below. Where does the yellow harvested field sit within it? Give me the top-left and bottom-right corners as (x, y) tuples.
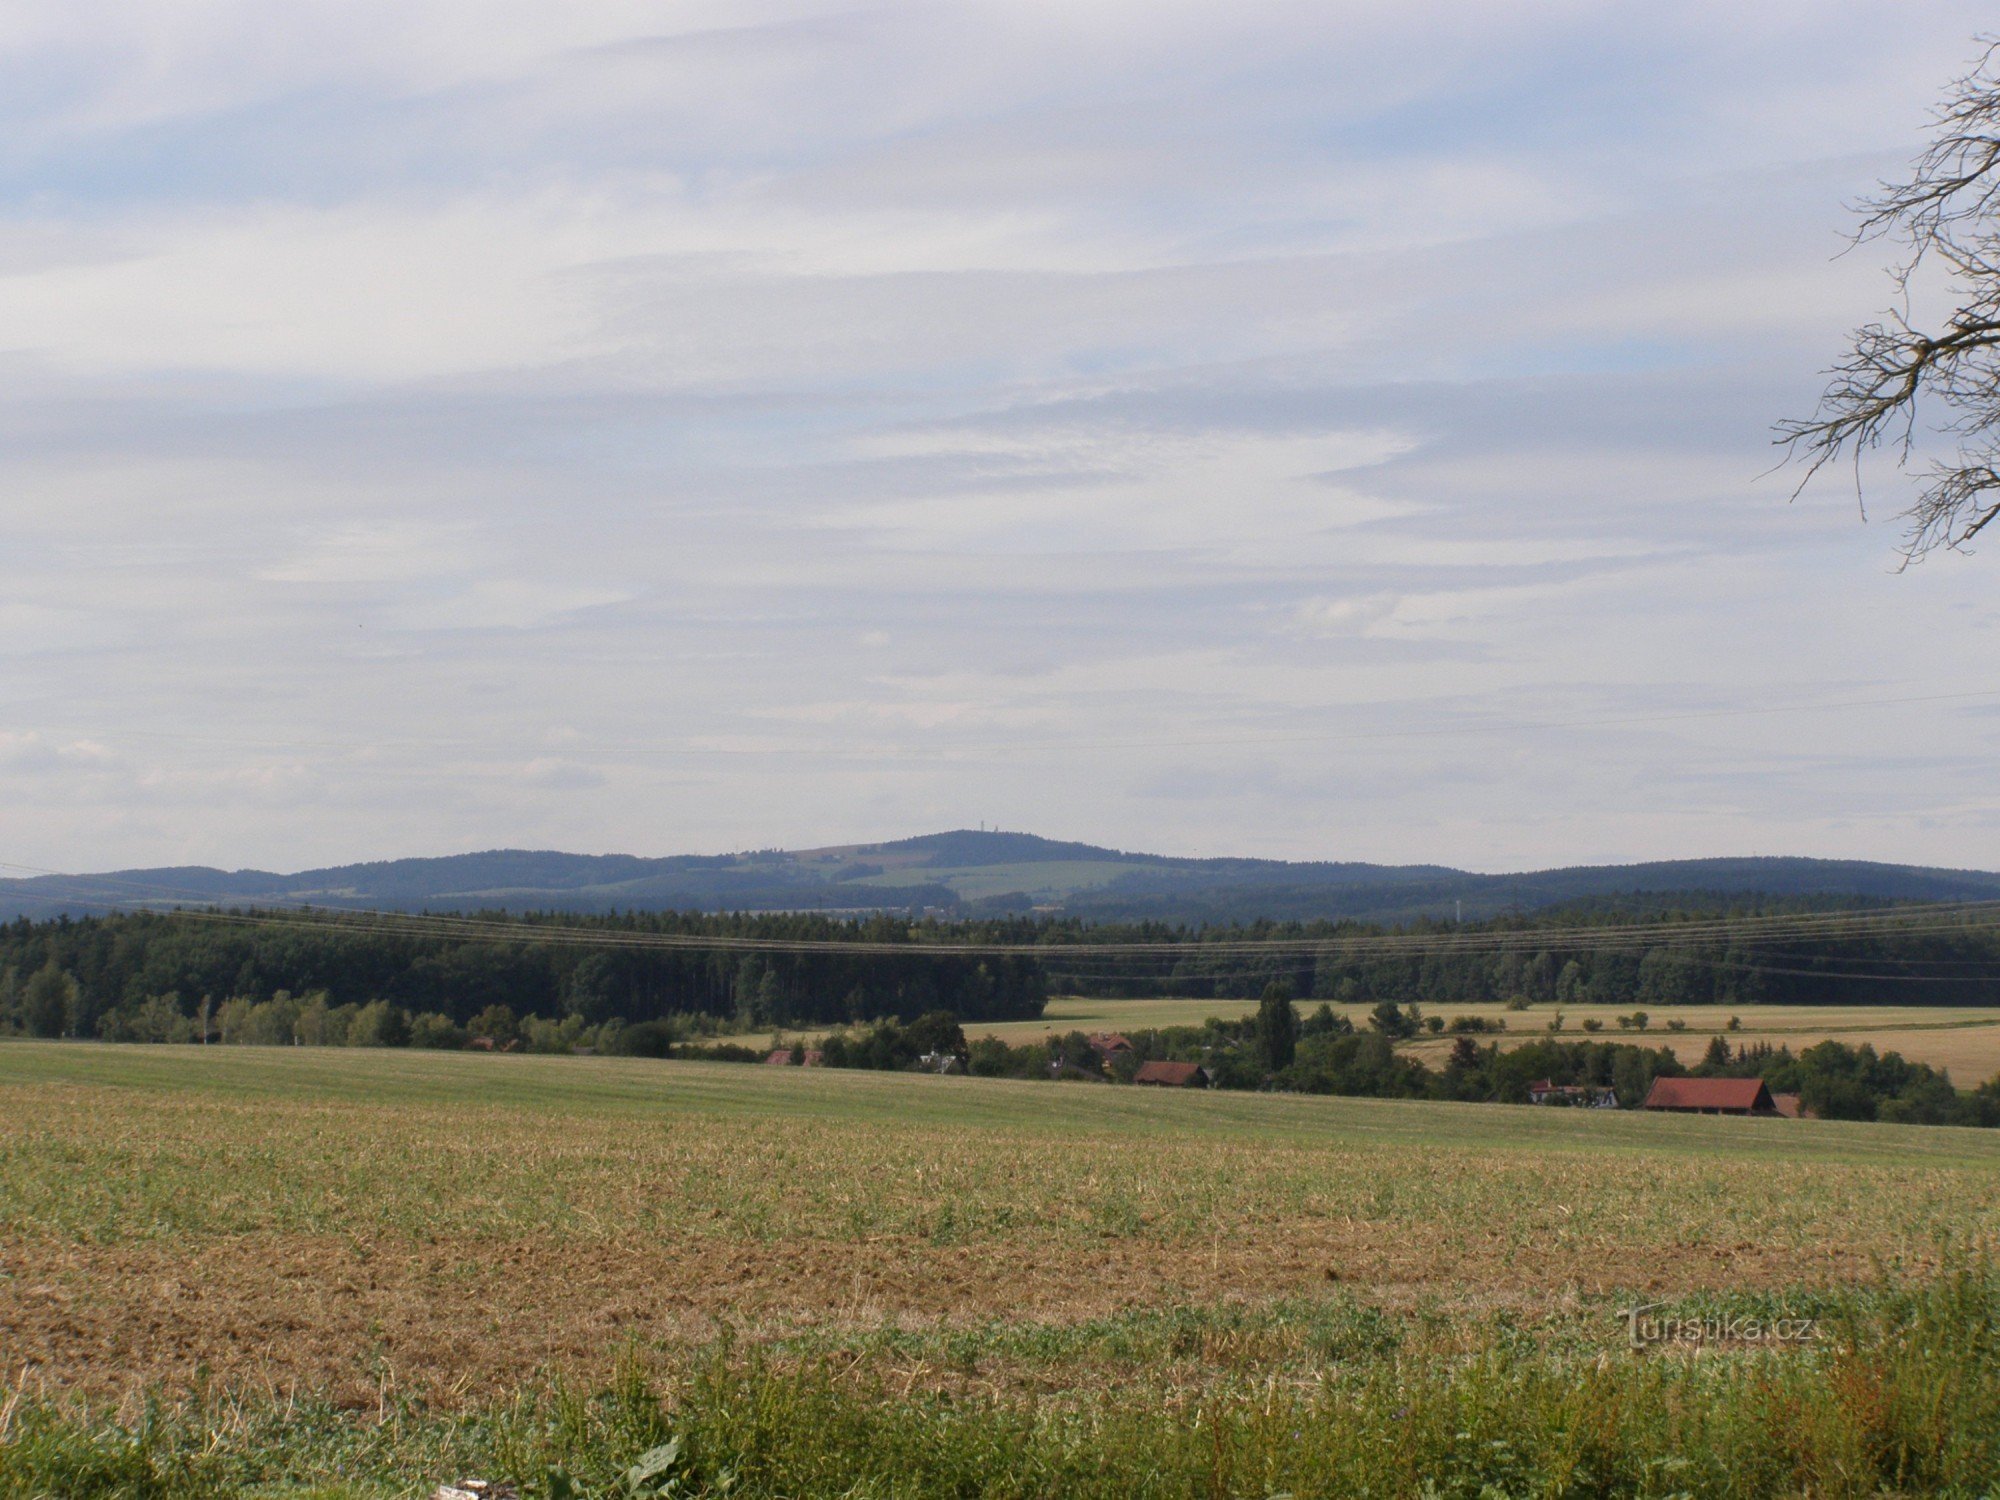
(964, 997), (2000, 1084)
(972, 995), (1257, 1041)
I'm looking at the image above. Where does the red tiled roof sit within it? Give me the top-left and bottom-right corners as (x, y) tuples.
(1133, 1060), (1206, 1087)
(1770, 1092), (1804, 1118)
(1642, 1076), (1773, 1112)
(1088, 1033), (1134, 1052)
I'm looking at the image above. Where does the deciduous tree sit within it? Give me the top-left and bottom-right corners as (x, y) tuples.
(1781, 38), (2000, 559)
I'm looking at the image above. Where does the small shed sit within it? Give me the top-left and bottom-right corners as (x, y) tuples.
(1133, 1060), (1209, 1088)
(1641, 1077), (1778, 1115)
(1770, 1091), (1807, 1118)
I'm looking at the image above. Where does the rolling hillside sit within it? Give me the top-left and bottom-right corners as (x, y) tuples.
(6, 830), (2000, 924)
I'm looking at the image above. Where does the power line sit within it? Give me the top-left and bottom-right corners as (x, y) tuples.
(30, 889), (2000, 966)
(13, 852), (2000, 980)
(12, 860), (2000, 988)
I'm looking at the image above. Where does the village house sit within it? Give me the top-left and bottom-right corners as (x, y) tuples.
(1133, 1060), (1209, 1088)
(1641, 1077), (1782, 1116)
(1525, 1078), (1618, 1108)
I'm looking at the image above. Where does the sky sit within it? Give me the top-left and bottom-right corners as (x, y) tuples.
(5, 0), (2000, 875)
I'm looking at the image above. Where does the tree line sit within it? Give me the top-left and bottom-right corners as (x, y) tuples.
(2, 896), (1997, 1047)
(1035, 897), (2000, 1008)
(803, 989), (2000, 1128)
(0, 909), (1048, 1040)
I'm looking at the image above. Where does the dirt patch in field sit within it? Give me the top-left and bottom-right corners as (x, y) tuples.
(0, 1226), (1886, 1404)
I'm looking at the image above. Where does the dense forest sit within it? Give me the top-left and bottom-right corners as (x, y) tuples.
(1036, 894), (2000, 1008)
(0, 910), (1049, 1038)
(1, 895), (1998, 1046)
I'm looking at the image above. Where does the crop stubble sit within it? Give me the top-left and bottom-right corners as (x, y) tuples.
(1, 1045), (1995, 1403)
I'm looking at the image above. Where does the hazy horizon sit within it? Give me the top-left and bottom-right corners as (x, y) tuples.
(17, 825), (2000, 885)
(7, 3), (1999, 874)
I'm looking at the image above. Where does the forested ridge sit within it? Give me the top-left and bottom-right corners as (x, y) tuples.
(10, 831), (2000, 926)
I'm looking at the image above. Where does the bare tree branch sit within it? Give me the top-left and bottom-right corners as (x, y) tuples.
(1779, 36), (2000, 561)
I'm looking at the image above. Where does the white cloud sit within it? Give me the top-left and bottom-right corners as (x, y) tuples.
(4, 0), (2000, 871)
(0, 732), (117, 774)
(256, 520), (482, 584)
(521, 757), (606, 790)
(389, 580), (636, 631)
(825, 428), (1418, 560)
(1291, 593), (1404, 638)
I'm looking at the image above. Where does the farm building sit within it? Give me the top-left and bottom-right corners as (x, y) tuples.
(1641, 1077), (1780, 1116)
(1526, 1079), (1618, 1108)
(1087, 1032), (1134, 1058)
(1133, 1060), (1209, 1088)
(1770, 1092), (1807, 1118)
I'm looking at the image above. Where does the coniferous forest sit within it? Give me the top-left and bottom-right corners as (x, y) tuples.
(2, 895), (1998, 1049)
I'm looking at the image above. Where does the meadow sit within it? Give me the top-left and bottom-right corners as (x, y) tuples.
(4, 1043), (2000, 1495)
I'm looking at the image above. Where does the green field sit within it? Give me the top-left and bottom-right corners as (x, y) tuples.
(3, 1043), (1999, 1495)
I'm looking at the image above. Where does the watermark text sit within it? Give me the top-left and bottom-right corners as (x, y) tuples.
(1617, 1303), (1821, 1350)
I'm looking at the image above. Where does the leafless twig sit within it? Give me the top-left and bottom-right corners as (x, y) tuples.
(1778, 36), (2000, 563)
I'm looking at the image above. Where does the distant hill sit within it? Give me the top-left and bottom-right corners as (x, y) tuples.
(7, 830), (2000, 925)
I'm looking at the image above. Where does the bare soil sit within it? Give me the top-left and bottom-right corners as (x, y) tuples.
(0, 1224), (1888, 1404)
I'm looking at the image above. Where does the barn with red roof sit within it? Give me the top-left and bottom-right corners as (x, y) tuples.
(1641, 1077), (1780, 1115)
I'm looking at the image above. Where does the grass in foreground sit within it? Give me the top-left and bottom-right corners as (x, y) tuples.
(6, 1045), (2000, 1494)
(5, 1254), (1999, 1498)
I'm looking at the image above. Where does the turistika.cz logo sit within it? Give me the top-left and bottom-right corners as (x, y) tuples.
(1618, 1303), (1821, 1351)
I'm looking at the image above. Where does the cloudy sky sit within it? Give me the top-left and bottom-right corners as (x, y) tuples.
(5, 1), (1999, 875)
